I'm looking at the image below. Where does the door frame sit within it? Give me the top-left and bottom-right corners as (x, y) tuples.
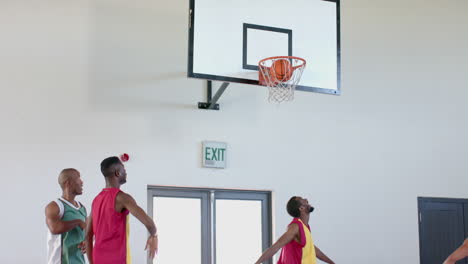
(147, 185), (273, 264)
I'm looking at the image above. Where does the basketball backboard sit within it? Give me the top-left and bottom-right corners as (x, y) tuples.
(188, 0), (341, 95)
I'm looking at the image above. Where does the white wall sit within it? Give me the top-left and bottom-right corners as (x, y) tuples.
(0, 0), (467, 263)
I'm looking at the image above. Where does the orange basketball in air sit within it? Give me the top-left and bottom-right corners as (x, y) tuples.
(270, 59), (293, 82)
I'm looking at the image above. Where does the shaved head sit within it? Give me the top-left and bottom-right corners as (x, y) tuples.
(58, 168), (79, 190)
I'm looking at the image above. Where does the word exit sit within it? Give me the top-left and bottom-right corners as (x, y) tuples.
(202, 141), (227, 169)
(205, 147), (226, 161)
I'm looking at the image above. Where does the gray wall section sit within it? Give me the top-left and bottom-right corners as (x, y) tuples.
(0, 0), (467, 263)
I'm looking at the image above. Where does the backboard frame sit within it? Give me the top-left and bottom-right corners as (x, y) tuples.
(187, 0), (341, 95)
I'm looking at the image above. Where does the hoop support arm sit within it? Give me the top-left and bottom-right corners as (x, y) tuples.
(198, 81), (230, 110)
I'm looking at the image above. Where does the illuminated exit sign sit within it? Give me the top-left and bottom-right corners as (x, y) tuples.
(202, 141), (227, 169)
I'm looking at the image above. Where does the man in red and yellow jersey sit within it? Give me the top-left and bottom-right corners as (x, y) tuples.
(85, 156), (158, 264)
(255, 196), (335, 264)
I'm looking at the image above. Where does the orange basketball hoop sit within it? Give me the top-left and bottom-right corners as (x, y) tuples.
(258, 56), (306, 103)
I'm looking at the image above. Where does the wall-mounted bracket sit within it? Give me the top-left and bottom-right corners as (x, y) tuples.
(198, 81), (230, 110)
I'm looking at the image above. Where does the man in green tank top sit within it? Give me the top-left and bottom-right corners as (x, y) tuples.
(45, 168), (87, 264)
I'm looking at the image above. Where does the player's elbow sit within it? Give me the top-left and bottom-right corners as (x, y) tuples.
(49, 225), (62, 235)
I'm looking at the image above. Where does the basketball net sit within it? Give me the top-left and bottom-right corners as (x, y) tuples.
(258, 56), (306, 103)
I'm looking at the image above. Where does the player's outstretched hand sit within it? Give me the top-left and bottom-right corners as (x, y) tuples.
(145, 235), (158, 259)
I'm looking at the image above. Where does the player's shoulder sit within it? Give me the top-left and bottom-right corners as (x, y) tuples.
(116, 191), (135, 202)
(45, 200), (59, 209)
(45, 200), (61, 216)
(288, 221), (300, 230)
(116, 190), (130, 197)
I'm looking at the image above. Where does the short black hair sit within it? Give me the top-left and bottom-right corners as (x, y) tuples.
(100, 156), (122, 177)
(286, 196), (301, 217)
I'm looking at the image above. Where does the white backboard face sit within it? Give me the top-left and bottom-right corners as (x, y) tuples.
(188, 0), (341, 95)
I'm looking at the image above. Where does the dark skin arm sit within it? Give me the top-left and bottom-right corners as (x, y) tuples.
(85, 215), (94, 264)
(77, 217), (88, 254)
(115, 192), (158, 259)
(443, 239), (468, 264)
(254, 224), (300, 264)
(45, 201), (85, 234)
(315, 245), (335, 264)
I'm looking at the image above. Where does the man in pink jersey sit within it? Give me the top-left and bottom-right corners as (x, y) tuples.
(85, 156), (158, 264)
(255, 196), (335, 264)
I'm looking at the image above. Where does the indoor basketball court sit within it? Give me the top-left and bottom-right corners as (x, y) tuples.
(1, 0), (467, 263)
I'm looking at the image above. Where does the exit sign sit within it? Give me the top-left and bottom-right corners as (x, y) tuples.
(202, 141), (227, 169)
